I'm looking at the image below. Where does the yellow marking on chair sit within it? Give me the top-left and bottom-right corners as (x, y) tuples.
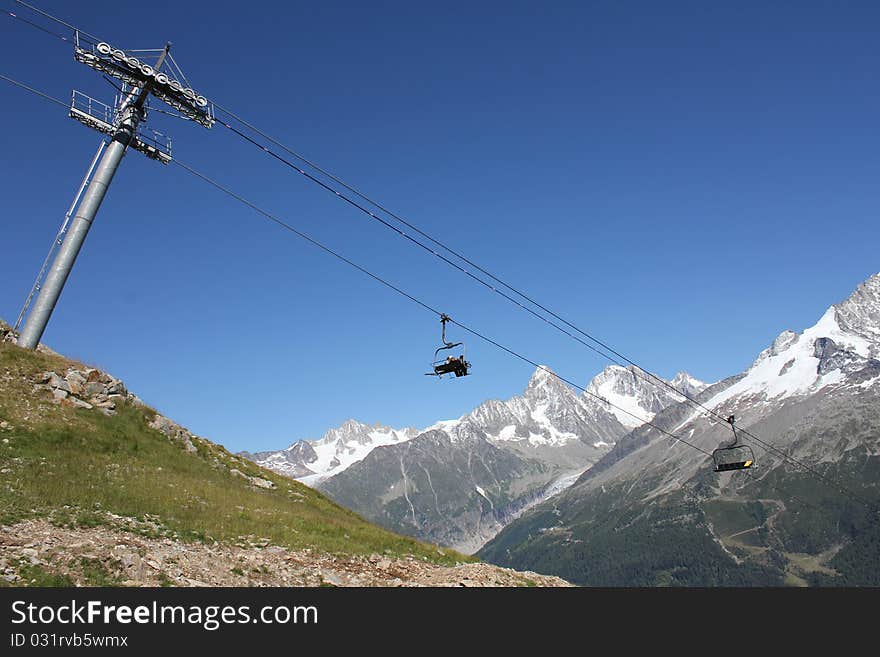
(743, 460), (753, 468)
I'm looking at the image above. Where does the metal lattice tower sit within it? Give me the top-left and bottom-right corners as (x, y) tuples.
(16, 34), (213, 350)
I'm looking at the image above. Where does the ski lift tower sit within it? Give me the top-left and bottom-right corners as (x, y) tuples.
(16, 32), (214, 349)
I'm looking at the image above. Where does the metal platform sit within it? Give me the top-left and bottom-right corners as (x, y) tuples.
(69, 90), (172, 164)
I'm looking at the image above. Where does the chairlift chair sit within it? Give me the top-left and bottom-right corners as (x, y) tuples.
(712, 415), (756, 472)
(425, 314), (471, 378)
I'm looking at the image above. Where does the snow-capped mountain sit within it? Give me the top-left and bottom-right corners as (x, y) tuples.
(670, 371), (710, 398)
(242, 359), (712, 552)
(456, 366), (623, 460)
(669, 274), (880, 432)
(245, 363), (705, 487)
(584, 364), (707, 429)
(240, 419), (418, 485)
(480, 272), (880, 586)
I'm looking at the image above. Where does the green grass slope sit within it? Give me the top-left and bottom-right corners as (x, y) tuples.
(0, 340), (471, 567)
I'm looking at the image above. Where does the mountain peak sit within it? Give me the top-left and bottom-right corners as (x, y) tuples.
(525, 366), (570, 394)
(320, 419), (371, 444)
(754, 329), (799, 365)
(527, 365), (556, 382)
(669, 371), (708, 396)
(700, 275), (880, 410)
(585, 364), (642, 392)
(834, 272), (880, 346)
(584, 364), (680, 429)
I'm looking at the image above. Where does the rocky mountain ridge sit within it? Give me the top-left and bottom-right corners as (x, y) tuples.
(245, 364), (707, 486)
(244, 359), (709, 553)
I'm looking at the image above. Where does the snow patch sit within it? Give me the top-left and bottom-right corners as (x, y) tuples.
(475, 485), (494, 508)
(493, 425), (518, 441)
(533, 408), (580, 445)
(426, 418), (462, 432)
(295, 425), (418, 486)
(704, 306), (872, 410)
(590, 379), (653, 428)
(857, 375), (880, 389)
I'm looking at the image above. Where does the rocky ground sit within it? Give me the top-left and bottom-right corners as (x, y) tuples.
(0, 518), (572, 587)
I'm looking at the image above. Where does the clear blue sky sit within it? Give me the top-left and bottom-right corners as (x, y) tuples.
(2, 1), (878, 453)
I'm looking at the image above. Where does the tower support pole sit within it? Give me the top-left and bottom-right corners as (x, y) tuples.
(17, 104), (142, 350)
(17, 43), (177, 350)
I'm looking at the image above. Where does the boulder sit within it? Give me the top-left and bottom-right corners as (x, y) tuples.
(70, 398), (93, 410)
(48, 373), (70, 393)
(65, 371), (87, 396)
(106, 379), (126, 396)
